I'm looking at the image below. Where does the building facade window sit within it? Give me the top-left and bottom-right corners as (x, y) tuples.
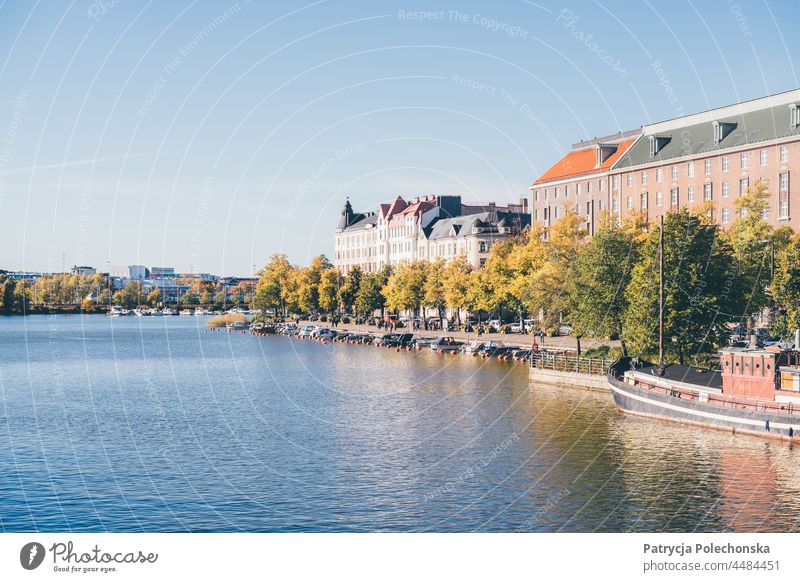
(626, 173), (633, 187)
(741, 152), (749, 169)
(641, 170), (647, 186)
(599, 199), (605, 211)
(671, 166), (678, 181)
(779, 172), (790, 219)
(781, 145), (789, 163)
(740, 178), (749, 195)
(704, 183), (712, 200)
(656, 191), (663, 206)
(613, 197), (619, 212)
(599, 179), (604, 191)
(688, 161), (695, 178)
(722, 182), (729, 197)
(577, 183), (582, 195)
(760, 149), (768, 166)
(627, 196), (633, 209)
(587, 181), (593, 193)
(722, 208), (730, 223)
(641, 192), (648, 209)
(687, 186), (695, 203)
(722, 156), (730, 172)
(555, 187), (560, 199)
(705, 160), (712, 175)
(656, 168), (663, 182)
(671, 188), (679, 207)
(613, 175), (620, 190)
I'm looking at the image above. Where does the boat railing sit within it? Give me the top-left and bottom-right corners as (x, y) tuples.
(634, 379), (796, 416)
(530, 352), (614, 376)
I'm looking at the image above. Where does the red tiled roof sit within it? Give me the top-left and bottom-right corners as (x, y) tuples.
(533, 138), (635, 185)
(382, 196), (407, 219)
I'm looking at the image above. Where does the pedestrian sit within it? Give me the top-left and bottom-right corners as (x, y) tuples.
(477, 324), (484, 338)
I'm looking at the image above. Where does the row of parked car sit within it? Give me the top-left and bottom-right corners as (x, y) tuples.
(268, 323), (534, 362)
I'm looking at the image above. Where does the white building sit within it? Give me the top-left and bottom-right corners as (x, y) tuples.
(335, 195), (530, 273)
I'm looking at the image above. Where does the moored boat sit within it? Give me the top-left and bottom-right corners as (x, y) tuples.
(608, 348), (800, 441)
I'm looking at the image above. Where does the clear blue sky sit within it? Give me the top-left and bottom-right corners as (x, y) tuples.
(0, 0), (797, 276)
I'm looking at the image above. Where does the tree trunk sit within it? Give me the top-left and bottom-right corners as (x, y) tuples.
(620, 339), (628, 357)
(576, 336), (582, 356)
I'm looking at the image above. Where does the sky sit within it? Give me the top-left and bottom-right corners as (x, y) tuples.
(0, 0), (798, 276)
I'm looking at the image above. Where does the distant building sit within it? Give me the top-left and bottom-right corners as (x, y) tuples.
(71, 265), (97, 277)
(129, 265), (148, 280)
(148, 267), (175, 277)
(335, 195), (530, 272)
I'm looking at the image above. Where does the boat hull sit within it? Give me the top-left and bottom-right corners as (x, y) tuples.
(608, 374), (800, 441)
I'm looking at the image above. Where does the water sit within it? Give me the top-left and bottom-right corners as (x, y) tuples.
(2, 315), (800, 532)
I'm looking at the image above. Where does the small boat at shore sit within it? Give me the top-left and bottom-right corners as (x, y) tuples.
(609, 347), (800, 441)
(109, 305), (129, 317)
(431, 336), (464, 353)
(162, 307), (177, 316)
(179, 309), (193, 316)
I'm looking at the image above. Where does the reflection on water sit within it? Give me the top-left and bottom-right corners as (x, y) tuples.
(1, 315), (800, 532)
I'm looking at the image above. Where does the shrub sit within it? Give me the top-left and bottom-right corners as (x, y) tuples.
(320, 315), (328, 322)
(207, 313), (248, 328)
(342, 316), (351, 324)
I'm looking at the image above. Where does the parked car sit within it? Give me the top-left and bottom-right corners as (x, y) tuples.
(314, 328), (335, 340)
(297, 325), (317, 338)
(557, 323), (573, 336)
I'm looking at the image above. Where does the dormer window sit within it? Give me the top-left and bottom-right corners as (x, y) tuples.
(648, 135), (670, 157)
(595, 143), (619, 167)
(713, 121), (736, 144)
(790, 104), (800, 129)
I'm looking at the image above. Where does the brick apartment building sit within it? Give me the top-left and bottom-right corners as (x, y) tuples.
(532, 88), (800, 233)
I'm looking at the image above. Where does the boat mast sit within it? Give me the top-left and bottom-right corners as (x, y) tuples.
(658, 215), (665, 376)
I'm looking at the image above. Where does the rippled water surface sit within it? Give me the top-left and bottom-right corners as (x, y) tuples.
(2, 315), (800, 532)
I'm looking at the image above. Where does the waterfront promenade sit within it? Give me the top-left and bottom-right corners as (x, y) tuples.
(294, 320), (620, 352)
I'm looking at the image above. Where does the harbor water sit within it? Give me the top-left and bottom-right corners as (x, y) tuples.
(2, 315), (800, 532)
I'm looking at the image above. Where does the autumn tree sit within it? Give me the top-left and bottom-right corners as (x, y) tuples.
(423, 258), (446, 329)
(255, 253), (294, 316)
(724, 178), (773, 316)
(318, 268), (340, 313)
(442, 256), (473, 326)
(382, 261), (427, 318)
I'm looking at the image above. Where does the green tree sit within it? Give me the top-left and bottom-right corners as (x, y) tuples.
(355, 272), (385, 316)
(569, 220), (639, 346)
(98, 288), (111, 306)
(199, 290), (212, 306)
(337, 266), (362, 314)
(623, 209), (745, 363)
(773, 234), (800, 335)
